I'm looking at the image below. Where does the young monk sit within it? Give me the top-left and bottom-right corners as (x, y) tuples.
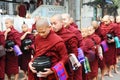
(98, 15), (119, 79)
(4, 18), (21, 80)
(114, 15), (120, 73)
(19, 23), (35, 80)
(28, 18), (69, 80)
(91, 20), (106, 80)
(116, 16), (120, 57)
(0, 25), (5, 80)
(51, 14), (82, 80)
(61, 13), (83, 46)
(87, 26), (101, 80)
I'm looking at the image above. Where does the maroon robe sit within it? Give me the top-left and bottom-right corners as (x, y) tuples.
(0, 32), (5, 80)
(19, 32), (34, 71)
(70, 22), (78, 28)
(32, 23), (36, 31)
(18, 4), (26, 17)
(5, 27), (21, 76)
(80, 34), (100, 80)
(98, 22), (118, 66)
(115, 23), (120, 55)
(56, 27), (82, 80)
(28, 30), (68, 80)
(66, 24), (83, 47)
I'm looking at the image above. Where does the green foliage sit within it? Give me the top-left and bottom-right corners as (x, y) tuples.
(112, 0), (120, 7)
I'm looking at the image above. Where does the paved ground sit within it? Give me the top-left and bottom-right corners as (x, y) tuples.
(5, 62), (120, 80)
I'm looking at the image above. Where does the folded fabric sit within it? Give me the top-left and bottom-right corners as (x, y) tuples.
(100, 40), (109, 52)
(87, 50), (95, 62)
(114, 36), (120, 48)
(52, 62), (68, 80)
(83, 57), (91, 74)
(77, 48), (85, 63)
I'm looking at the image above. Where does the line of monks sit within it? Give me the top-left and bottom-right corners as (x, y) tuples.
(0, 14), (120, 80)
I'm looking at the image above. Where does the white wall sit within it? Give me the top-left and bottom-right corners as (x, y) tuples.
(81, 0), (94, 27)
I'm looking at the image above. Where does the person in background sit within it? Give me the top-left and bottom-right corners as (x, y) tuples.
(0, 23), (5, 80)
(16, 2), (27, 18)
(98, 15), (119, 79)
(51, 14), (82, 80)
(61, 13), (83, 46)
(4, 18), (21, 80)
(19, 23), (34, 80)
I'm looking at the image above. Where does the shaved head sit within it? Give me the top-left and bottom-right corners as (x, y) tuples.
(61, 13), (70, 19)
(51, 14), (63, 22)
(102, 15), (110, 21)
(102, 15), (111, 25)
(50, 14), (63, 32)
(36, 18), (51, 38)
(61, 13), (71, 27)
(5, 18), (14, 28)
(116, 16), (120, 23)
(36, 18), (49, 29)
(91, 21), (99, 29)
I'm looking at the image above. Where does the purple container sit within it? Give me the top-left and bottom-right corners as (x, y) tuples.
(100, 40), (109, 52)
(77, 48), (85, 63)
(13, 45), (22, 56)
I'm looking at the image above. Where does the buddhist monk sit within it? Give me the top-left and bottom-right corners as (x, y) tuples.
(110, 16), (115, 23)
(92, 21), (100, 35)
(91, 20), (106, 80)
(114, 15), (120, 73)
(0, 26), (5, 80)
(4, 18), (21, 80)
(98, 15), (118, 79)
(116, 16), (120, 57)
(31, 16), (40, 36)
(87, 26), (101, 80)
(19, 23), (35, 80)
(28, 18), (69, 80)
(51, 14), (82, 80)
(16, 2), (27, 17)
(61, 13), (83, 46)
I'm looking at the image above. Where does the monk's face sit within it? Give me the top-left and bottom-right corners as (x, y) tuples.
(88, 27), (95, 35)
(37, 26), (50, 38)
(22, 24), (28, 32)
(81, 29), (88, 37)
(51, 18), (63, 32)
(62, 15), (70, 27)
(116, 16), (120, 23)
(5, 19), (13, 29)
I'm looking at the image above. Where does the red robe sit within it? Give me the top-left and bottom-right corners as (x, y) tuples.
(66, 24), (83, 47)
(115, 23), (120, 55)
(32, 23), (36, 31)
(70, 22), (78, 28)
(0, 32), (5, 80)
(98, 22), (118, 66)
(18, 4), (26, 17)
(19, 32), (34, 71)
(5, 27), (21, 75)
(80, 33), (101, 80)
(56, 27), (82, 80)
(28, 30), (68, 80)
